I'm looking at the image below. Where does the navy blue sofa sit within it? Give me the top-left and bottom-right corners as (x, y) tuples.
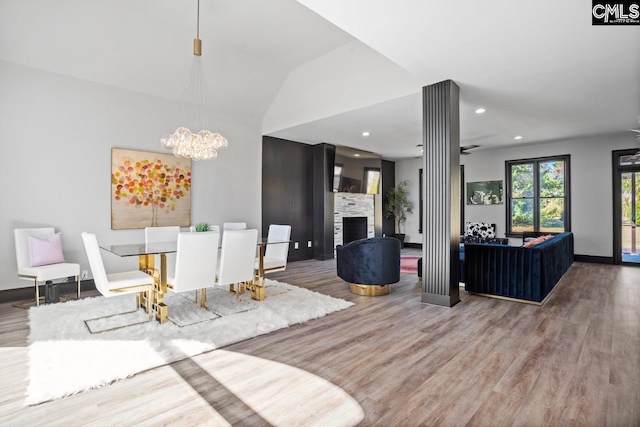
(464, 232), (574, 303)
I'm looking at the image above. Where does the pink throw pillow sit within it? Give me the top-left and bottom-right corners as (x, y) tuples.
(27, 233), (65, 267)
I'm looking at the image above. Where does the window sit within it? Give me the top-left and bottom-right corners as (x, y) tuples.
(506, 155), (570, 235)
(363, 167), (380, 194)
(333, 164), (343, 192)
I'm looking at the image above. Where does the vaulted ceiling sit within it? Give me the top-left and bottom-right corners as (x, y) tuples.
(2, 0), (639, 159)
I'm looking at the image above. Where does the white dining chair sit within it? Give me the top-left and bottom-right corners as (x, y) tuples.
(255, 224), (291, 278)
(81, 232), (155, 332)
(167, 231), (219, 308)
(14, 227), (81, 306)
(223, 222), (247, 231)
(217, 229), (258, 298)
(145, 226), (180, 278)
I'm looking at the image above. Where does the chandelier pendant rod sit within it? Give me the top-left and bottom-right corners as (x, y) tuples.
(194, 0), (202, 56)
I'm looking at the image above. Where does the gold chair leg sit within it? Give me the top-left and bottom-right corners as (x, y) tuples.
(35, 278), (40, 307)
(200, 288), (207, 308)
(147, 289), (153, 321)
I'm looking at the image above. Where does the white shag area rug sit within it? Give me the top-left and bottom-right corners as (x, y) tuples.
(26, 279), (353, 405)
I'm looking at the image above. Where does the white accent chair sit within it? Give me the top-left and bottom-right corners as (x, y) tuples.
(14, 228), (80, 306)
(217, 229), (259, 298)
(255, 224), (291, 276)
(81, 232), (155, 329)
(145, 226), (180, 278)
(167, 231), (220, 307)
(223, 222), (247, 231)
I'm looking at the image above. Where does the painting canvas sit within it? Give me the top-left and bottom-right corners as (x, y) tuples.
(467, 180), (503, 205)
(111, 148), (191, 229)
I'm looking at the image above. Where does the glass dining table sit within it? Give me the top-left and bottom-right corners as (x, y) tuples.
(100, 238), (289, 323)
(100, 241), (177, 323)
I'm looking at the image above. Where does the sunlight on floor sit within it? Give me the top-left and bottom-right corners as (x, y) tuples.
(176, 348), (364, 427)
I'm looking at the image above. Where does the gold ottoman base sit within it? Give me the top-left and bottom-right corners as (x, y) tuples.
(350, 283), (390, 296)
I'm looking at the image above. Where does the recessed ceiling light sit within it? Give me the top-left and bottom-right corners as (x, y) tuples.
(514, 136), (523, 140)
(362, 131), (370, 137)
(475, 108), (486, 114)
(354, 154), (361, 157)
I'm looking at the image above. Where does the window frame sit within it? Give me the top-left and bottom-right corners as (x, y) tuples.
(505, 155), (571, 237)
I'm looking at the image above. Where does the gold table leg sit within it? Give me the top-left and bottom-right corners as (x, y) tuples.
(138, 253), (168, 324)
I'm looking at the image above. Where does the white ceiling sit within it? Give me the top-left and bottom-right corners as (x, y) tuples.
(0, 0), (352, 118)
(275, 0), (640, 158)
(1, 0), (639, 159)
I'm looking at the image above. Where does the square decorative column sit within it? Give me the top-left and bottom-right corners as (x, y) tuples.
(421, 80), (461, 307)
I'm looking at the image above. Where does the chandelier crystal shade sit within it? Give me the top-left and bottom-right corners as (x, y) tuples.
(161, 0), (227, 161)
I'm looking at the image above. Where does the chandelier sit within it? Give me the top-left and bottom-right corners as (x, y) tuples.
(161, 0), (227, 161)
(628, 117), (640, 159)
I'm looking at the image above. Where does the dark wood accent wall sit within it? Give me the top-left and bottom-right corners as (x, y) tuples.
(262, 136), (314, 262)
(313, 143), (336, 260)
(381, 160), (395, 236)
(421, 80), (461, 307)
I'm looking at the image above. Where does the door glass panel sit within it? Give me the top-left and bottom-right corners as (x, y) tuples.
(621, 171), (640, 263)
(540, 198), (565, 233)
(511, 199), (534, 232)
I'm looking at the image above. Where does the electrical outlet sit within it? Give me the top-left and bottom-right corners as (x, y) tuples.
(81, 270), (88, 279)
(294, 242), (299, 249)
(307, 241), (312, 248)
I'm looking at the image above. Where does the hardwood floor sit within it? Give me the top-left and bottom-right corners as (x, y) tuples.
(0, 256), (639, 426)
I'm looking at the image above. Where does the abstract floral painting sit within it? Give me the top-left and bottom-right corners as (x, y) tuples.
(111, 148), (191, 229)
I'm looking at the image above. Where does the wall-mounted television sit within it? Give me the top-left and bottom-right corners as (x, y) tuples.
(333, 147), (381, 194)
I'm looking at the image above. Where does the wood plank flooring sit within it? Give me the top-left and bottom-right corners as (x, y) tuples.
(0, 255), (639, 426)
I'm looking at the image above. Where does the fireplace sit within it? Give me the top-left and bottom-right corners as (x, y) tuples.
(343, 217), (367, 245)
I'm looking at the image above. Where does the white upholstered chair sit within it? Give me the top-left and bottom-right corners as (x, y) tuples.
(81, 232), (155, 329)
(167, 231), (220, 307)
(217, 229), (258, 298)
(145, 226), (180, 278)
(14, 227), (80, 306)
(223, 222), (247, 231)
(255, 224), (291, 277)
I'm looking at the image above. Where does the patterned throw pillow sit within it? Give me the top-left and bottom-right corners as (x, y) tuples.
(465, 222), (496, 238)
(484, 237), (509, 245)
(461, 235), (482, 244)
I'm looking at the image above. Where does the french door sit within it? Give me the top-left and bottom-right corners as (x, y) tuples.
(613, 150), (640, 265)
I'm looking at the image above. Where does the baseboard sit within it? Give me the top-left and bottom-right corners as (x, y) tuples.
(288, 254), (313, 262)
(0, 280), (96, 304)
(574, 255), (614, 264)
(404, 242), (422, 249)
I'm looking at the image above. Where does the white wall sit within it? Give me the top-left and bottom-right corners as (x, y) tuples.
(0, 61), (262, 291)
(394, 157), (422, 241)
(396, 133), (637, 257)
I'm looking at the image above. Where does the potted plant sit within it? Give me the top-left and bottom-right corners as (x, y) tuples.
(384, 180), (414, 247)
(194, 222), (211, 232)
